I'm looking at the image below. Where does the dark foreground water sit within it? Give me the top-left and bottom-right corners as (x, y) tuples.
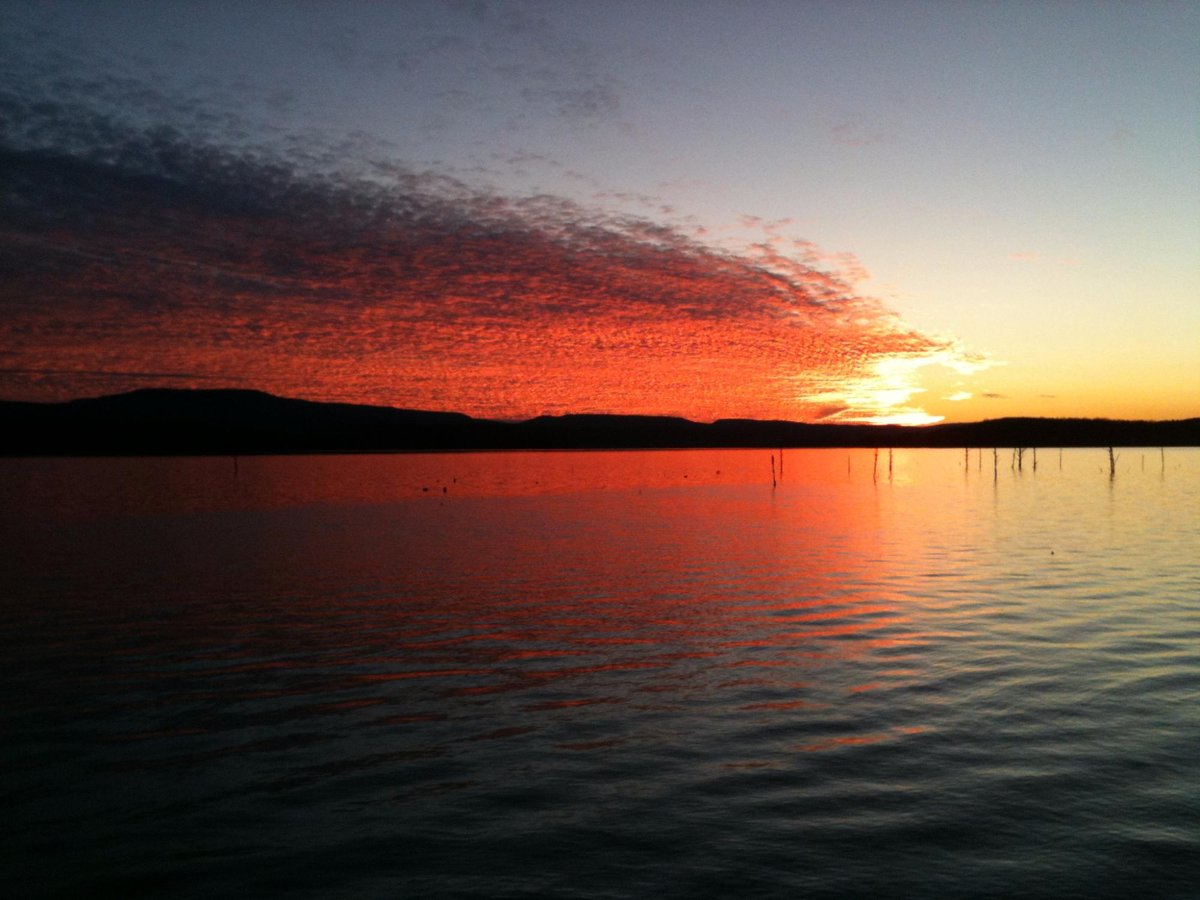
(2, 448), (1198, 898)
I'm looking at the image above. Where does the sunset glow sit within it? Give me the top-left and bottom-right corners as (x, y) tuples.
(1, 2), (1196, 424)
(0, 127), (985, 422)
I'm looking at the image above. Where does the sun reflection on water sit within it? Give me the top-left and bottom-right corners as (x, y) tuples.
(2, 449), (1198, 897)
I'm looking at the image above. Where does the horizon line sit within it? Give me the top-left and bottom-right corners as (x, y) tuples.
(4, 386), (1198, 429)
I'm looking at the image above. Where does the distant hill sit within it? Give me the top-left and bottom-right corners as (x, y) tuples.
(0, 388), (1197, 455)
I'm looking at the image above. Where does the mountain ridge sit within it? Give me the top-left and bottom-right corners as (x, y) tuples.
(1, 388), (1197, 455)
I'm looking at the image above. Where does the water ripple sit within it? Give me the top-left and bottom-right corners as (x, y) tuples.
(2, 449), (1198, 897)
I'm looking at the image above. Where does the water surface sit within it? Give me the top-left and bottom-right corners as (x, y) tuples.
(2, 448), (1198, 898)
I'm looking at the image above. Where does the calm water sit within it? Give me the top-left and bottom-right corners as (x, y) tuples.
(2, 448), (1198, 898)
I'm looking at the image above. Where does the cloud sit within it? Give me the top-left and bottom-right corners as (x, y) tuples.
(0, 81), (982, 422)
(981, 392), (1007, 399)
(0, 368), (237, 395)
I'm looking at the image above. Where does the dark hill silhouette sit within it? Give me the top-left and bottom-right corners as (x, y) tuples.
(0, 389), (494, 455)
(0, 388), (1197, 454)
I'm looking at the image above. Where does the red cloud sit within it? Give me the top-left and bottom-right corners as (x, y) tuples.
(0, 132), (976, 422)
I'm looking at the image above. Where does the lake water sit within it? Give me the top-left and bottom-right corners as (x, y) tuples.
(2, 448), (1198, 898)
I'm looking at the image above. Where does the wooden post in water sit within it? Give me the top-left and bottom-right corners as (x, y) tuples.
(873, 448), (878, 483)
(1032, 447), (1037, 472)
(770, 454), (777, 489)
(1161, 447), (1165, 473)
(1108, 447), (1116, 479)
(993, 447), (998, 480)
(888, 448), (893, 481)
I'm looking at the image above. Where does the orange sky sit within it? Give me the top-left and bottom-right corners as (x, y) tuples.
(0, 146), (990, 424)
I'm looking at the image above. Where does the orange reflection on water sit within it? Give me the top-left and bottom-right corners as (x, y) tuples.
(304, 450), (929, 762)
(797, 726), (925, 753)
(3, 449), (949, 758)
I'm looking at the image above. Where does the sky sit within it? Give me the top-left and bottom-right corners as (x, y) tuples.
(1, 0), (1197, 424)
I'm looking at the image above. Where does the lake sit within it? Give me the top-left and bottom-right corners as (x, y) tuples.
(1, 448), (1198, 898)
